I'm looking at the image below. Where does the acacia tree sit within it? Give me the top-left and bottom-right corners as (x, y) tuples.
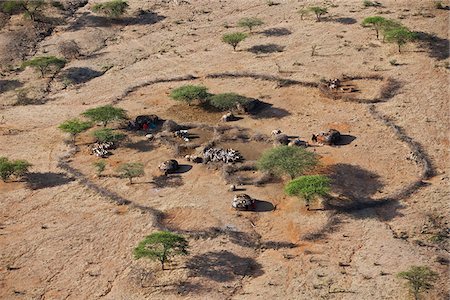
(0, 157), (32, 182)
(397, 266), (438, 300)
(362, 16), (387, 39)
(82, 105), (127, 127)
(208, 93), (250, 111)
(385, 27), (416, 53)
(257, 146), (318, 179)
(380, 19), (402, 41)
(58, 118), (92, 143)
(116, 162), (144, 184)
(21, 56), (66, 77)
(285, 175), (330, 210)
(91, 0), (129, 18)
(134, 231), (189, 270)
(222, 32), (248, 51)
(309, 6), (328, 22)
(169, 85), (209, 105)
(237, 17), (264, 32)
(92, 128), (126, 143)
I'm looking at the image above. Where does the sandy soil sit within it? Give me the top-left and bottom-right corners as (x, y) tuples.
(0, 0), (449, 299)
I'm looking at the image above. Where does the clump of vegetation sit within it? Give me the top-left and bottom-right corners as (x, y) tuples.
(21, 56), (66, 77)
(397, 266), (438, 300)
(0, 157), (32, 182)
(362, 16), (388, 39)
(363, 0), (382, 7)
(257, 146), (318, 179)
(92, 128), (125, 143)
(82, 105), (127, 127)
(237, 17), (264, 32)
(58, 40), (81, 60)
(434, 1), (445, 9)
(58, 119), (92, 143)
(0, 0), (51, 21)
(285, 175), (331, 210)
(169, 85), (209, 105)
(380, 19), (402, 41)
(208, 93), (250, 111)
(91, 0), (128, 18)
(116, 162), (144, 184)
(134, 231), (189, 270)
(222, 32), (248, 51)
(93, 160), (106, 176)
(308, 6), (328, 22)
(385, 27), (417, 53)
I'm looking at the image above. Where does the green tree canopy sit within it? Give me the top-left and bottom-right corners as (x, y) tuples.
(222, 32), (248, 51)
(397, 266), (438, 300)
(58, 118), (92, 142)
(92, 128), (125, 143)
(208, 93), (250, 111)
(1, 0), (49, 21)
(385, 27), (417, 53)
(134, 231), (189, 270)
(0, 157), (32, 182)
(169, 85), (209, 105)
(285, 175), (330, 209)
(82, 105), (127, 127)
(116, 162), (144, 184)
(257, 146), (318, 179)
(92, 0), (128, 18)
(21, 56), (66, 77)
(237, 17), (264, 32)
(309, 6), (328, 22)
(362, 16), (387, 39)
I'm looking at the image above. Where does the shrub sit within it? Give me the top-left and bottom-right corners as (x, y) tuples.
(134, 231), (188, 270)
(58, 40), (81, 59)
(169, 85), (209, 105)
(397, 266), (438, 300)
(363, 0), (382, 7)
(237, 17), (264, 32)
(308, 6), (328, 22)
(257, 146), (318, 179)
(385, 27), (417, 53)
(0, 157), (31, 182)
(362, 16), (387, 39)
(380, 19), (402, 41)
(92, 128), (125, 143)
(92, 0), (128, 18)
(116, 162), (144, 184)
(59, 118), (92, 143)
(222, 32), (248, 51)
(93, 160), (106, 176)
(208, 93), (250, 111)
(1, 0), (46, 21)
(285, 175), (330, 210)
(82, 105), (127, 127)
(21, 56), (66, 77)
(434, 1), (445, 9)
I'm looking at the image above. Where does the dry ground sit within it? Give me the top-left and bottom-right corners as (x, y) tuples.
(0, 0), (449, 299)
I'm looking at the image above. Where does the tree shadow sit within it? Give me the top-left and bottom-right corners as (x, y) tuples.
(248, 44), (285, 54)
(125, 140), (154, 152)
(415, 31), (449, 60)
(26, 172), (74, 190)
(253, 199), (275, 212)
(151, 174), (184, 188)
(59, 67), (104, 84)
(67, 11), (165, 31)
(334, 134), (356, 146)
(261, 27), (292, 37)
(185, 250), (264, 282)
(331, 17), (357, 25)
(0, 80), (22, 93)
(249, 101), (291, 119)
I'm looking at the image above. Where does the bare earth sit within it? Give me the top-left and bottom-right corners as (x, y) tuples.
(0, 1), (449, 299)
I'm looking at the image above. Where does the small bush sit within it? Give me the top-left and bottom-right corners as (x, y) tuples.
(308, 6), (328, 22)
(82, 105), (127, 127)
(0, 157), (32, 182)
(222, 32), (248, 51)
(237, 17), (264, 32)
(285, 175), (330, 209)
(434, 1), (445, 9)
(58, 40), (81, 59)
(58, 118), (92, 142)
(397, 266), (438, 300)
(362, 16), (387, 39)
(92, 0), (128, 18)
(116, 162), (144, 184)
(208, 93), (250, 111)
(363, 0), (382, 7)
(169, 85), (209, 105)
(385, 27), (417, 53)
(21, 56), (66, 77)
(1, 0), (46, 21)
(92, 128), (125, 143)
